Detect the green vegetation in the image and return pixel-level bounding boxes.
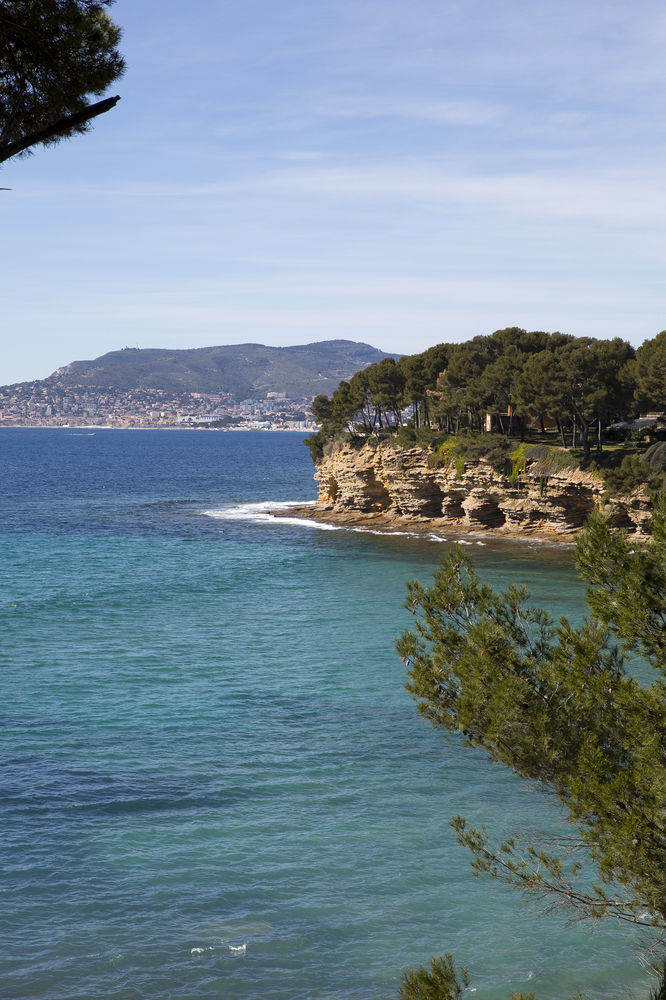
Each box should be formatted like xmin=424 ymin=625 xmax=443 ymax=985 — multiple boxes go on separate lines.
xmin=636 ymin=333 xmax=666 ymax=416
xmin=394 ymin=424 xmax=445 ymax=450
xmin=652 ymin=964 xmax=666 ymax=1000
xmin=0 ymin=1 xmax=125 ymax=164
xmin=396 ymin=500 xmax=666 ymax=997
xmin=427 ymin=432 xmax=512 ymax=476
xmin=398 ymin=951 xmax=595 ymax=1000
xmin=15 ymin=340 xmax=396 ymax=399
xmin=306 ymin=328 xmax=666 ymax=495
xmin=598 ymin=452 xmax=666 ymax=497
xmin=398 ymin=954 xmax=469 ymax=1000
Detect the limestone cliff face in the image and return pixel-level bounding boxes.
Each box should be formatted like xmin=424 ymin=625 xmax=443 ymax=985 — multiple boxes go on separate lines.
xmin=313 ymin=439 xmax=652 ymax=537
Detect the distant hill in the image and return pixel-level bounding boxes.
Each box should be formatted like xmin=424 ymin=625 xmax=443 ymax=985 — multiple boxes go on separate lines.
xmin=36 ymin=340 xmax=399 ymax=399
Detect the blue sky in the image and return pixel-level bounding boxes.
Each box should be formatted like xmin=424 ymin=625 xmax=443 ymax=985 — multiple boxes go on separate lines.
xmin=2 ymin=0 xmax=666 ymax=384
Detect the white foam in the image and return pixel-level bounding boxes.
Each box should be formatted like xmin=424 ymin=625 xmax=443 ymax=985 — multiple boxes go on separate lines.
xmin=348 ymin=527 xmax=416 ymax=538
xmin=202 ymin=500 xmax=339 ymax=531
xmin=202 ymin=502 xmax=492 ymax=548
xmin=229 ymin=943 xmax=247 ymax=955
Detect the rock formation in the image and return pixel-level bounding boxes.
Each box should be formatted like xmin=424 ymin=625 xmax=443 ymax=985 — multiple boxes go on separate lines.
xmin=309 ymin=439 xmax=652 ymax=538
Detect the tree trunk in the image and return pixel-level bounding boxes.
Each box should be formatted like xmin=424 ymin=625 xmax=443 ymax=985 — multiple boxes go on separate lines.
xmin=597 ymin=417 xmax=602 ymax=453
xmin=570 ymin=404 xmax=591 ymax=459
xmin=556 ymin=417 xmax=566 ymax=448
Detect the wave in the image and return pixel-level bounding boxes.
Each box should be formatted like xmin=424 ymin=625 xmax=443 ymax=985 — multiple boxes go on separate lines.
xmin=201 ymin=500 xmax=342 ymax=531
xmin=201 ymin=501 xmax=577 ymax=551
xmin=190 ymin=942 xmax=247 ymax=958
xmin=201 ymin=502 xmax=488 ymax=545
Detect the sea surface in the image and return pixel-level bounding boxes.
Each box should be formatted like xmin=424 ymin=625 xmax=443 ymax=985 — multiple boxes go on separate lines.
xmin=0 ymin=429 xmax=654 ymax=1000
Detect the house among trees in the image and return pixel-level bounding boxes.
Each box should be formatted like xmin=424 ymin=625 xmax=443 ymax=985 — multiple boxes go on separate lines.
xmin=308 ymin=327 xmax=666 ymax=468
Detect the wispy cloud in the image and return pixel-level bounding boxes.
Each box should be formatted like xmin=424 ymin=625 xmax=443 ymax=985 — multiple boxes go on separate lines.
xmin=18 ymin=158 xmax=666 ymax=228
xmin=305 ymin=95 xmax=503 ymax=127
xmin=6 ymin=0 xmax=666 ymax=386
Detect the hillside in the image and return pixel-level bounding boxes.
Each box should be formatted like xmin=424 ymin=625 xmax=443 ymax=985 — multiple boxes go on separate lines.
xmin=37 ymin=340 xmax=398 ymax=399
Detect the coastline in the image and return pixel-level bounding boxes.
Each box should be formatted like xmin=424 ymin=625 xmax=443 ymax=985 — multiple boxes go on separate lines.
xmin=270 ymin=501 xmax=579 ymax=548
xmin=303 ymin=438 xmax=653 ymax=542
xmin=0 ymin=424 xmax=308 ymax=432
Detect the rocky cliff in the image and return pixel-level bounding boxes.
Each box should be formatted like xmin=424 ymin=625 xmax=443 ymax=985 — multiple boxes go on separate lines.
xmin=309 ymin=439 xmax=652 ymax=538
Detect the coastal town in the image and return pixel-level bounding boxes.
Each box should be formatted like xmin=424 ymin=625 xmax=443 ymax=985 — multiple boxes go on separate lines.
xmin=0 ymin=381 xmax=317 ymax=431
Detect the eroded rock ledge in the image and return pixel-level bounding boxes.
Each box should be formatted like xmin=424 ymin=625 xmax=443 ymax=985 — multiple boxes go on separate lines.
xmin=302 ymin=439 xmax=652 ymax=539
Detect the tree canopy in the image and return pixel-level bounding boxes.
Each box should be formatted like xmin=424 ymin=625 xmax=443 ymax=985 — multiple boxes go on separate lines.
xmin=396 ymin=499 xmax=666 ymax=993
xmin=305 ymin=328 xmax=660 ymax=465
xmin=0 ymin=0 xmax=124 ymax=164
xmin=636 ymin=332 xmax=666 ymax=415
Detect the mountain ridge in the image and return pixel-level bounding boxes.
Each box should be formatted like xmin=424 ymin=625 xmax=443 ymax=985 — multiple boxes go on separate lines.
xmin=18 ymin=340 xmax=399 ymax=399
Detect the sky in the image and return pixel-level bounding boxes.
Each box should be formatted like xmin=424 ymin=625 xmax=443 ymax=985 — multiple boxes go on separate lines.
xmin=2 ymin=0 xmax=666 ymax=385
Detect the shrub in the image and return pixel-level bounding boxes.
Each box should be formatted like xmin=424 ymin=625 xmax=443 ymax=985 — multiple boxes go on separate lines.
xmin=303 ymin=432 xmax=324 ymax=464
xmin=394 ymin=425 xmax=446 ymax=450
xmin=428 ymin=432 xmax=511 ymax=473
xmin=509 ymin=444 xmax=527 ymax=484
xmin=399 ymin=954 xmax=469 ymax=1000
xmin=600 ymin=452 xmax=663 ymax=495
xmin=650 ymin=961 xmax=666 ymax=1000
xmin=644 ymin=441 xmax=666 ymax=472
xmin=521 ymin=443 xmax=580 ymax=476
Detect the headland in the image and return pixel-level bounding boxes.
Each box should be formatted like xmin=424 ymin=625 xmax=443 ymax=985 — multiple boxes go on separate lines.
xmin=288 ymin=437 xmax=653 ymax=542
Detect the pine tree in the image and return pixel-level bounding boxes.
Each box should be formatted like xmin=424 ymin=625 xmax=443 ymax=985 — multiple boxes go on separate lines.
xmin=0 ymin=1 xmax=124 ymax=164
xmin=397 ymin=498 xmax=666 ymax=973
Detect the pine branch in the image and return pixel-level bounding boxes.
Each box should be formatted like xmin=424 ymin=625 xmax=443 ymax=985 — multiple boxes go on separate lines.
xmin=0 ymin=94 xmax=120 ymax=163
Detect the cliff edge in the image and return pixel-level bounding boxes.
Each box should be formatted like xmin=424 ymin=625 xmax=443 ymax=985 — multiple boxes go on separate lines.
xmin=307 ymin=439 xmax=652 ymax=539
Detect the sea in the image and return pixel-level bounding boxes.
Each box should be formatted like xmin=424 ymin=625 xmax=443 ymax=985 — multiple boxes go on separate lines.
xmin=0 ymin=428 xmax=655 ymax=1000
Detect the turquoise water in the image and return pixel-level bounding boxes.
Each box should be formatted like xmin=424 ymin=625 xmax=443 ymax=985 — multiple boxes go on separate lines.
xmin=0 ymin=430 xmax=653 ymax=999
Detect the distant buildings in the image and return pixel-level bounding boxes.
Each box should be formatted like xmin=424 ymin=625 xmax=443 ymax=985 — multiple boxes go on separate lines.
xmin=0 ymin=383 xmax=317 ymax=430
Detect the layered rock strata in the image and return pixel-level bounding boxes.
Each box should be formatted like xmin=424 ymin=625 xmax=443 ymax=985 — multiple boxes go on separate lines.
xmin=306 ymin=439 xmax=652 ymax=538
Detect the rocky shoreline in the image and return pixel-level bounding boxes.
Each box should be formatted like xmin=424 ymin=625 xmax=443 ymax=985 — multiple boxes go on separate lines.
xmin=290 ymin=439 xmax=653 ymax=542
xmin=271 ymin=501 xmax=580 ymax=547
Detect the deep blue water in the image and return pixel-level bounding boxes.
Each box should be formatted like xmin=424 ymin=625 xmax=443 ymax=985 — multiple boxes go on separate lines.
xmin=0 ymin=429 xmax=653 ymax=1000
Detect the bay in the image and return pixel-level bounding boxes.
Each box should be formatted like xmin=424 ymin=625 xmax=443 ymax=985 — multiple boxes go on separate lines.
xmin=0 ymin=429 xmax=652 ymax=999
